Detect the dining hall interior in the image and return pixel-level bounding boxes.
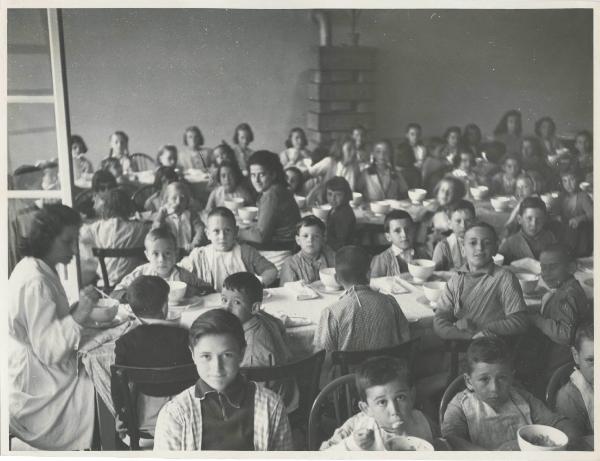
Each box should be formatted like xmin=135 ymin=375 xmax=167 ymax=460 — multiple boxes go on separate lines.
xmin=4 ymin=6 xmax=595 ymax=454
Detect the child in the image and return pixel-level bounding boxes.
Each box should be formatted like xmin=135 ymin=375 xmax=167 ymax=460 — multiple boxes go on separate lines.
xmin=499 ymin=196 xmax=557 ymax=264
xmin=143 ymin=166 xmax=180 ymax=213
xmin=307 ymin=137 xmax=360 ymax=191
xmin=156 ymin=145 xmax=179 ymax=170
xmin=521 ymin=136 xmax=556 ymax=192
xmin=321 ymin=356 xmax=437 ymax=450
xmin=535 ymin=116 xmax=564 ymax=162
xmin=451 ymin=150 xmax=479 ymax=193
xmin=280 ymin=127 xmax=310 ymax=169
xmin=371 ymin=210 xmax=429 ymax=277
xmin=279 ymin=215 xmax=335 ymax=285
xmin=39 ymin=160 xmax=59 ymax=190
xmin=111 ymin=227 xmax=211 ymax=299
xmin=491 ymin=154 xmax=521 ymax=196
xmin=439 ymin=126 xmax=462 ymax=165
xmin=462 ymin=123 xmax=482 ymax=158
xmin=153 ymin=309 xmax=293 ymax=450
xmin=474 ymin=141 xmax=504 ymax=183
xmin=558 ymin=168 xmax=593 ymax=257
xmin=434 ymin=221 xmax=528 ymax=341
xmin=432 ymin=200 xmax=475 ymax=271
xmin=493 ymin=109 xmax=523 ymax=156
xmin=441 ymin=337 xmax=579 ymax=450
xmin=504 ymin=174 xmax=537 ymax=235
xmin=556 ymin=321 xmax=594 ymax=436
xmin=204 ymin=161 xmax=254 ymax=214
xmin=180 ymin=126 xmax=213 ymax=172
xmin=179 ymin=207 xmax=277 ymax=291
xmin=232 ymin=123 xmax=254 ymax=172
xmin=351 ymin=125 xmax=371 ymax=164
xmin=101 ymin=157 xmax=130 ymax=185
xmin=71 ymin=134 xmax=93 ymax=180
xmin=112 ymin=276 xmax=195 ymax=441
xmin=394 ymin=142 xmax=422 ymax=190
xmin=314 ymin=246 xmax=410 ymax=353
xmin=152 ymin=181 xmax=206 ymax=251
xmin=106 ymin=130 xmax=137 ymax=173
xmin=284 ymin=166 xmax=305 ymax=197
xmin=358 ymin=140 xmax=409 ymax=201
xmin=573 ymin=130 xmax=593 ymax=183
xmin=324 ymin=177 xmax=356 ymax=251
xmin=79 ymin=188 xmax=149 ymax=288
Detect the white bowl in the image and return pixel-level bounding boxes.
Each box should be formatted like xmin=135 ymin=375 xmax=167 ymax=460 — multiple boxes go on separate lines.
xmin=319 ymin=267 xmax=340 ymax=289
xmin=493 ymin=254 xmax=505 ymax=266
xmin=350 ymin=192 xmax=363 ymax=207
xmin=407 ymin=259 xmax=436 ymax=283
xmin=294 ymin=195 xmax=306 ymax=209
xmin=89 ymin=298 xmax=119 ymax=323
xmin=238 ymin=206 xmax=258 ymax=222
xmin=540 ymin=193 xmax=557 ymax=209
xmin=490 ymin=196 xmax=512 ymax=212
xmin=470 ymin=186 xmax=489 ymax=201
xmin=370 ymin=201 xmax=391 ymax=215
xmin=516 ymin=273 xmax=539 ymax=295
xmin=312 ymin=205 xmax=331 ymax=221
xmin=224 ymin=197 xmax=244 ymax=211
xmin=136 ymin=170 xmax=155 ymax=184
xmin=408 ymin=188 xmax=427 ymax=204
xmin=517 ymin=424 xmax=568 ymax=451
xmin=423 ymin=281 xmax=446 ymax=305
xmin=385 ymin=435 xmax=434 ymax=451
xmin=168 ymin=281 xmax=187 ymax=303
xmin=580 ymin=182 xmax=591 ymax=192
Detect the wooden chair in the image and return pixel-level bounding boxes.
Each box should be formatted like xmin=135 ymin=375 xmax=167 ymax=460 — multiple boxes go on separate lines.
xmin=545 ymin=361 xmax=574 ymax=411
xmin=92 ymin=247 xmax=147 ymax=293
xmin=130 ymin=153 xmax=156 ymax=172
xmin=331 ymin=337 xmax=422 ymax=377
xmin=131 ymin=184 xmax=156 ymax=212
xmin=438 ymin=374 xmax=467 ymax=428
xmin=110 ymin=363 xmax=199 ymax=450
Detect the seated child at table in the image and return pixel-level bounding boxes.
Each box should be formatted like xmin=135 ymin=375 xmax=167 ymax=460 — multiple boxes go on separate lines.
xmin=499 ymin=196 xmax=557 ymax=264
xmin=474 ymin=141 xmax=504 ymax=184
xmin=280 ymin=127 xmax=310 ymax=169
xmin=279 ymin=215 xmax=335 ymax=285
xmin=179 ymin=207 xmax=277 ymax=291
xmin=156 ymin=145 xmax=179 ymax=170
xmin=452 ymin=150 xmax=480 ymax=194
xmin=358 ymin=139 xmax=409 ymax=201
xmin=558 ymin=168 xmax=593 ymax=257
xmin=152 ymin=181 xmax=206 ymax=251
xmin=144 ymin=166 xmax=180 ymax=213
xmin=432 ymin=199 xmax=475 ymax=271
xmin=232 ymin=122 xmax=254 ymax=172
xmin=111 ymin=227 xmax=211 ymax=300
xmin=441 ymin=337 xmax=579 ymax=450
xmin=321 ymin=356 xmax=437 ymax=451
xmin=204 ymin=160 xmax=254 ymax=214
xmin=284 ymin=166 xmax=305 ymax=197
xmin=433 ymin=221 xmax=528 ymax=341
xmin=573 ymin=130 xmax=593 ymax=184
xmin=112 ymin=276 xmax=195 ymax=441
xmin=370 ymin=210 xmax=429 ymax=277
xmin=79 ymin=188 xmax=149 ymax=288
xmin=324 ymin=176 xmax=356 ymax=251
xmin=153 ymin=309 xmax=293 ymax=451
xmin=504 ymin=174 xmax=537 ymax=236
xmin=307 ymin=137 xmax=360 ymax=191
xmin=556 ymin=321 xmax=594 ymax=436
xmin=491 ymin=154 xmax=521 ymax=196
xmin=314 ymin=245 xmax=410 ymax=354
xmin=101 ymin=157 xmax=131 ymax=185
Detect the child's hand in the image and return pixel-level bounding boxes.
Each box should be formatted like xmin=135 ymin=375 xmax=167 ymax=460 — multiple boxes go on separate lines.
xmin=352 ymin=429 xmax=375 ymax=450
xmin=72 ymin=286 xmax=100 ymax=324
xmin=455 ymin=318 xmax=477 ymax=332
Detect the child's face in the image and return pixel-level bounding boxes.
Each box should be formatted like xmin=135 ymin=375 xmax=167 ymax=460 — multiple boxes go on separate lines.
xmin=373 ymin=143 xmax=390 ymax=166
xmin=290 ymin=131 xmax=303 ymax=149
xmin=286 ymin=170 xmax=302 ymax=194
xmin=145 ymin=238 xmax=177 ymax=277
xmin=237 ymin=129 xmax=250 ymax=148
xmin=575 ymin=135 xmax=590 ymax=154
xmin=207 ymin=215 xmax=237 ymax=252
xmin=359 ymin=379 xmax=415 ymax=433
xmin=437 ymin=180 xmax=455 ymax=207
xmin=539 ymin=120 xmax=552 ymax=138
xmin=165 ymin=186 xmax=188 ymax=214
xmin=159 ymin=151 xmax=177 ymax=168
xmin=447 ymin=131 xmax=459 ymax=147
xmin=352 ymin=128 xmax=365 ymax=148
xmin=506 ymin=115 xmax=518 ymax=134
xmin=386 ymin=218 xmax=414 ymax=251
xmin=71 ymin=142 xmax=82 ymax=157
xmin=220 ymin=166 xmax=237 ymax=192
xmin=449 ymin=209 xmax=473 ymax=239
xmin=186 ymin=130 xmax=200 ymax=148
xmin=540 ymin=250 xmax=573 ymax=288
xmin=465 ymin=361 xmax=513 ymax=410
xmin=515 ymin=178 xmax=535 ymax=200
xmin=250 ymin=164 xmax=274 ymax=193
xmin=327 ymin=188 xmax=346 ymax=209
xmin=521 ymin=141 xmax=535 ymax=161
xmin=459 ymin=153 xmax=473 ymax=172
xmin=213 ymin=147 xmax=225 ymax=165
xmin=110 ymin=134 xmax=126 ymax=155
xmin=295 ymin=224 xmax=324 ymax=257
xmin=518 ymin=207 xmax=546 ymax=237
xmin=573 ymin=338 xmax=594 ymax=385
xmin=406 ymin=127 xmax=420 ymax=146
xmin=221 ymin=288 xmax=256 ymax=324
xmin=464 ymin=226 xmax=496 ymax=270
xmin=191 ymin=333 xmax=244 ymax=392
xmin=561 ymin=174 xmax=578 ymax=194
xmin=503 ymin=159 xmax=520 ymax=178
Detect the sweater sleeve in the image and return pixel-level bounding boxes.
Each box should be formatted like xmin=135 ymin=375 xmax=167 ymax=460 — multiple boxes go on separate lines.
xmin=433 ymin=278 xmax=473 ymax=340
xmin=278 ymin=257 xmax=298 ymax=286
xmin=242 ymin=245 xmax=278 ymax=285
xmin=369 ymin=253 xmax=387 ymax=278
xmin=238 ymin=191 xmax=278 ymax=243
xmin=529 ymin=295 xmax=578 ymax=345
xmin=556 ymin=383 xmax=591 ymax=435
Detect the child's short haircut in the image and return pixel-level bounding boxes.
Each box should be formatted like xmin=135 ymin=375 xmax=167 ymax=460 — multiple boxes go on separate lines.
xmin=356 ymin=356 xmax=413 ymax=401
xmin=285 ymin=127 xmax=308 ymax=149
xmin=156 ymin=144 xmax=178 ymax=164
xmin=296 ymin=215 xmax=325 ymax=235
xmin=233 ymin=122 xmax=254 ymax=145
xmin=434 ymin=176 xmax=466 ymax=202
xmin=189 ymin=308 xmax=247 ymax=350
xmin=145 ymin=226 xmax=177 ymax=248
xmin=519 ymin=196 xmax=547 ymax=216
xmin=540 ymin=243 xmax=573 ymax=263
xmin=325 ymin=176 xmax=352 ymax=204
xmin=453 ymin=150 xmax=475 ymax=168
xmin=217 ymin=160 xmax=244 ymax=187
xmin=449 ymin=199 xmax=476 ymax=217
xmin=464 ymin=220 xmax=497 ymax=242
xmin=573 ymin=320 xmax=594 ymax=350
xmin=127 ymin=275 xmax=169 ymax=318
xmin=335 ymin=245 xmax=371 ymax=283
xmin=384 ymin=210 xmax=413 ymax=232
xmin=95 ymin=188 xmax=134 ymax=219
xmin=91 ymin=170 xmax=117 ymax=193
xmin=223 ymin=272 xmax=263 ymax=304
xmin=466 ymin=337 xmax=512 ymax=373
xmin=183 ymin=126 xmax=204 ymax=147
xmin=208 ymin=206 xmax=237 ymax=227
xmin=165 ymin=181 xmax=191 ymax=206
xmin=71 ymin=134 xmax=88 ymax=153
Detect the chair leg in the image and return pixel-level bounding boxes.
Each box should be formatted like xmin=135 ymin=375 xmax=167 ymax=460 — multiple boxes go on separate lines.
xmin=91 ymin=397 xmax=102 ymax=450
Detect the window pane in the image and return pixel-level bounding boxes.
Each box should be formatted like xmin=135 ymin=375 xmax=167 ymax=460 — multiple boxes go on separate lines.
xmin=8 ymin=9 xmax=49 ymax=48
xmin=8 ymin=52 xmax=53 ymax=96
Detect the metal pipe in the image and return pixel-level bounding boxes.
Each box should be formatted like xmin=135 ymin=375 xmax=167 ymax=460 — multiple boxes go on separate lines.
xmin=312 ymin=10 xmax=331 ymax=46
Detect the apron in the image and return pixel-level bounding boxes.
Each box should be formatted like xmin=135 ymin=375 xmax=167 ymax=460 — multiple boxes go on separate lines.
xmin=200 ymin=243 xmax=247 ymax=291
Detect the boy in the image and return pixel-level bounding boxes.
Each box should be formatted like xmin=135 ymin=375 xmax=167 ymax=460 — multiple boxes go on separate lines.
xmin=556 ymin=322 xmax=594 ymax=436
xmin=370 ymin=210 xmax=429 ymax=277
xmin=279 ymin=215 xmax=335 ymax=285
xmin=434 ymin=221 xmax=528 ymax=340
xmin=432 ymin=200 xmax=475 ymax=271
xmin=491 ymin=154 xmax=521 ymax=196
xmin=442 ymin=337 xmax=579 ymax=450
xmin=179 ymin=207 xmax=277 ymax=291
xmin=153 ymin=309 xmax=293 ymax=451
xmin=499 ymin=196 xmax=557 ymax=264
xmin=321 ymin=356 xmax=437 ymax=451
xmin=314 ymin=245 xmax=410 ymax=353
xmin=112 ymin=276 xmax=195 ymax=440
xmin=112 ymin=227 xmax=211 ymax=300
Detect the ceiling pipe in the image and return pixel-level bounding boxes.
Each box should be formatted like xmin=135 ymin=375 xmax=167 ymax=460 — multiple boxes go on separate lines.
xmin=311 ymin=10 xmax=331 ymax=46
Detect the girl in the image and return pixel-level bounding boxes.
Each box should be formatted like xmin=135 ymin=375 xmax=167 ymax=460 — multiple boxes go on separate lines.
xmin=106 ymin=131 xmax=137 ymax=173
xmin=493 ymin=110 xmax=523 ymax=155
xmin=324 ymin=176 xmax=356 ymax=250
xmin=491 ymin=154 xmax=521 ymax=196
xmin=358 ymin=140 xmax=409 ymax=201
xmin=71 ymin=134 xmax=93 ymax=180
xmin=439 ymin=126 xmax=462 ymax=165
xmin=143 ymin=166 xmax=180 ymax=213
xmin=307 ymin=137 xmax=360 ymax=192
xmin=405 ymin=123 xmax=427 ymax=170
xmin=285 ymin=166 xmax=305 ymax=196
xmin=156 ymin=145 xmax=179 ymax=170
xmin=462 ymin=123 xmax=483 ymax=158
xmin=559 ymin=169 xmax=593 ymax=257
xmin=209 ymin=142 xmax=238 ymax=188
xmin=152 ymin=181 xmax=206 ymax=251
xmin=452 ymin=150 xmax=480 ymax=194
xmin=351 ymin=125 xmax=371 ymax=164
xmin=535 ymin=116 xmax=565 ymax=164
xmin=180 ymin=126 xmax=213 ymax=172
xmin=232 ymin=122 xmax=254 ymax=173
xmin=204 ymin=160 xmax=255 ymax=214
xmin=280 ymin=127 xmax=311 ymax=169
xmin=573 ymin=130 xmax=593 ymax=183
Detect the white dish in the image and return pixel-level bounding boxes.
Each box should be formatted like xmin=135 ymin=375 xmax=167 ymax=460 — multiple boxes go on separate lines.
xmin=168 ymin=281 xmax=187 ymax=304
xmin=407 ymin=259 xmax=436 ymax=283
xmin=408 ymin=188 xmax=427 ymax=204
xmin=385 ymin=435 xmax=434 ymax=451
xmin=311 ymin=280 xmax=343 ymax=294
xmin=312 ymin=205 xmax=331 ymax=221
xmin=517 ymin=424 xmax=568 ymax=451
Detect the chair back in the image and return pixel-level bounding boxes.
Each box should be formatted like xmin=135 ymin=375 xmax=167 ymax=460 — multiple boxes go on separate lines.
xmin=307 ymin=373 xmax=358 ymax=450
xmin=438 ymin=374 xmax=467 ymax=427
xmin=131 ymin=184 xmax=157 ymax=212
xmin=331 ymin=337 xmax=422 ymax=377
xmin=130 ymin=153 xmax=156 ymax=171
xmin=92 ymin=247 xmax=147 ymax=292
xmin=110 ymin=363 xmax=199 ymax=450
xmin=545 ymin=361 xmax=574 ymax=411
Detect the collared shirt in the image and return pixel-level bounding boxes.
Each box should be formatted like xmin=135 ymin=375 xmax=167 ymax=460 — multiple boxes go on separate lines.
xmin=499 ymin=229 xmax=557 ymax=264
xmin=279 ymin=247 xmax=335 ymax=285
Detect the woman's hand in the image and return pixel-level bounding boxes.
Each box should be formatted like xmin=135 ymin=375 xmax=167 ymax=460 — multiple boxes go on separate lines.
xmin=72 ymin=286 xmax=100 ymax=325
xmin=352 ymin=428 xmax=375 ymax=450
